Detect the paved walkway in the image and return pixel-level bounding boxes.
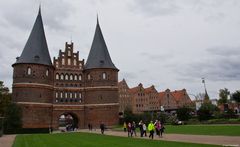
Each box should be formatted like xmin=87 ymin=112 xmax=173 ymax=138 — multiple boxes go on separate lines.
xmin=0 ymin=135 xmax=16 ymax=147
xmin=79 ymin=129 xmax=240 ymax=146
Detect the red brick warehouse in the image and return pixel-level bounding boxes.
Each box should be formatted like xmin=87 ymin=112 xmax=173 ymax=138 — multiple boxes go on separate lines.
xmin=12 ymin=8 xmax=119 ymax=130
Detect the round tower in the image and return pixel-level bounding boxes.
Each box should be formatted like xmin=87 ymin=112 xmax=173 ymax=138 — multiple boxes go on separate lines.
xmin=84 ymin=19 xmax=119 ymax=127
xmin=12 ymin=8 xmax=54 ymax=129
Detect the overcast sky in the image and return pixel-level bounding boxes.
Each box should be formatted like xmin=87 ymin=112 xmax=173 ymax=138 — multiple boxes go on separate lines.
xmin=0 ymin=0 xmax=240 ymax=99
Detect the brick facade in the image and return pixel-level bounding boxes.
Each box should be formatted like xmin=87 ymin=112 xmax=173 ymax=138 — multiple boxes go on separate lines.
xmin=12 ymin=10 xmax=119 ymax=129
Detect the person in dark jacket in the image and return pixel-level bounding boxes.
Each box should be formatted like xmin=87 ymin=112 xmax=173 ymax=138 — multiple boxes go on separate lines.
xmin=100 ymin=122 xmax=105 ymax=134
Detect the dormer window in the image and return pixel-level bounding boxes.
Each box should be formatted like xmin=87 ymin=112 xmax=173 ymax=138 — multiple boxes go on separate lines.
xmin=87 ymin=74 xmax=91 ymax=80
xmin=27 ymin=67 xmax=31 ymax=75
xmin=46 ymin=69 xmax=49 ymax=76
xmin=102 ymin=72 xmax=106 ymax=80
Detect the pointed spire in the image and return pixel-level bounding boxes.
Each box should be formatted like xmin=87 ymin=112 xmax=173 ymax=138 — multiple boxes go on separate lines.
xmin=14 ymin=8 xmax=52 ymax=66
xmin=85 ymin=18 xmax=118 ymax=70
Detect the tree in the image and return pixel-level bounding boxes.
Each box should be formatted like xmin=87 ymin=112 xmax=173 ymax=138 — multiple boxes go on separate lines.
xmin=0 ymin=81 xmax=11 ymax=117
xmin=231 ymin=90 xmax=240 ymax=103
xmin=218 ymin=88 xmax=230 ymax=105
xmin=197 ymin=102 xmax=219 ymax=121
xmin=4 ymin=103 xmax=22 ymax=133
xmin=176 ymin=106 xmax=192 ymax=121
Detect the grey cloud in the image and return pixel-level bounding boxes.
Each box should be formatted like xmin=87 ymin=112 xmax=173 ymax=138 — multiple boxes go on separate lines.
xmin=177 ymin=46 xmax=240 ymax=81
xmin=129 ymin=0 xmax=180 ymax=17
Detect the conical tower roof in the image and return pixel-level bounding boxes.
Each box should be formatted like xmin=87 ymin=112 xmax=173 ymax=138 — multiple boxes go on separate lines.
xmin=85 ymin=18 xmax=118 ymax=70
xmin=14 ymin=8 xmax=52 ymax=66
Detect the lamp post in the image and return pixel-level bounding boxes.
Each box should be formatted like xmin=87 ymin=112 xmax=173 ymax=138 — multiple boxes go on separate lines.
xmin=202 ymin=78 xmax=209 ymax=101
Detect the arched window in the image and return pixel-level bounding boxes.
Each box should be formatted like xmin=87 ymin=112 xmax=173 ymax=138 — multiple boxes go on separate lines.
xmin=87 ymin=74 xmax=91 ymax=80
xmin=65 ymin=92 xmax=68 ymax=98
xmin=46 ymin=69 xmax=49 ymax=76
xmin=27 ymin=67 xmax=31 ymax=75
xmin=102 ymin=72 xmax=106 ymax=80
xmin=60 ymin=74 xmax=64 ymax=80
xmin=79 ymin=74 xmax=82 ymax=81
xmin=74 ymin=74 xmax=78 ymax=80
xmin=70 ymin=74 xmax=73 ymax=80
xmin=56 ymin=73 xmax=59 ymax=80
xmin=65 ymin=74 xmax=69 ymax=80
xmin=60 ymin=92 xmax=63 ymax=98
xmin=62 ymin=58 xmax=65 ymax=65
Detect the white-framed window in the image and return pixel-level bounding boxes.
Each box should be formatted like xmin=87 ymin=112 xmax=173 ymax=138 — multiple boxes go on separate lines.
xmin=60 ymin=92 xmax=63 ymax=98
xmin=79 ymin=93 xmax=82 ymax=98
xmin=65 ymin=74 xmax=69 ymax=80
xmin=102 ymin=72 xmax=106 ymax=80
xmin=68 ymin=58 xmax=71 ymax=65
xmin=70 ymin=74 xmax=73 ymax=80
xmin=68 ymin=50 xmax=71 ymax=56
xmin=62 ymin=58 xmax=65 ymax=65
xmin=79 ymin=74 xmax=82 ymax=81
xmin=74 ymin=75 xmax=78 ymax=80
xmin=55 ymin=92 xmax=58 ymax=98
xmin=60 ymin=74 xmax=64 ymax=80
xmin=56 ymin=74 xmax=59 ymax=80
xmin=73 ymin=59 xmax=77 ymax=66
xmin=27 ymin=67 xmax=31 ymax=75
xmin=65 ymin=92 xmax=68 ymax=98
xmin=56 ymin=61 xmax=59 ymax=68
xmin=46 ymin=69 xmax=49 ymax=76
xmin=70 ymin=93 xmax=72 ymax=98
xmin=74 ymin=92 xmax=77 ymax=98
xmin=87 ymin=74 xmax=91 ymax=80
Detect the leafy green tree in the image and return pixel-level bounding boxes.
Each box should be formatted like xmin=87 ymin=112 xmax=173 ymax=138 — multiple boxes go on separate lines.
xmin=176 ymin=106 xmax=192 ymax=121
xmin=4 ymin=103 xmax=22 ymax=133
xmin=231 ymin=90 xmax=240 ymax=103
xmin=197 ymin=102 xmax=219 ymax=121
xmin=0 ymin=81 xmax=11 ymax=117
xmin=218 ymin=88 xmax=230 ymax=104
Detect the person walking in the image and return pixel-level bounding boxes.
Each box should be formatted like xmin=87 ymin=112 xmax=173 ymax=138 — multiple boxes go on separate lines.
xmin=138 ymin=120 xmax=143 ymax=137
xmin=100 ymin=122 xmax=105 ymax=134
xmin=142 ymin=123 xmax=147 ymax=137
xmin=132 ymin=121 xmax=137 ymax=137
xmin=160 ymin=121 xmax=165 ymax=137
xmin=148 ymin=121 xmax=155 ymax=139
xmin=127 ymin=122 xmax=132 ymax=137
xmin=123 ymin=122 xmax=127 ymax=132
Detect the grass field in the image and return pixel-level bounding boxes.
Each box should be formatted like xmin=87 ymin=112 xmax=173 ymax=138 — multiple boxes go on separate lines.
xmin=13 ymin=132 xmax=219 ymax=147
xmin=114 ymin=125 xmax=240 ymax=136
xmin=165 ymin=125 xmax=240 ymax=136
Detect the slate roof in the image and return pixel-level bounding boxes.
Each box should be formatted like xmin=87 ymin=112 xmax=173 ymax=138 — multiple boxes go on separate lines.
xmin=85 ymin=18 xmax=117 ymax=70
xmin=14 ymin=8 xmax=52 ymax=66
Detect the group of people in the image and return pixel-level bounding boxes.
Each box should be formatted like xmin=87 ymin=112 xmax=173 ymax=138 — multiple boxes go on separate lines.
xmin=123 ymin=120 xmax=165 ymax=139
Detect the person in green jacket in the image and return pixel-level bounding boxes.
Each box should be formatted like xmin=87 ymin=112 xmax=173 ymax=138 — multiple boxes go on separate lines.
xmin=148 ymin=121 xmax=155 ymax=139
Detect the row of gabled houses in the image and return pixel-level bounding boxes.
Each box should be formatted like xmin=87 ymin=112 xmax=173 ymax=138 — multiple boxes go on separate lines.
xmin=118 ymin=79 xmax=193 ymax=114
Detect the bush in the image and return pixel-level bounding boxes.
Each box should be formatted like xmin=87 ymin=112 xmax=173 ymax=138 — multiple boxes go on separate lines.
xmin=176 ymin=106 xmax=192 ymax=121
xmin=197 ymin=102 xmax=219 ymax=121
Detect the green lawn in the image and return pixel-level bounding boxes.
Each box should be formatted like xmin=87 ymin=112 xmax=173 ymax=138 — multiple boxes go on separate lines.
xmin=13 ymin=132 xmax=219 ymax=147
xmin=114 ymin=125 xmax=240 ymax=136
xmin=165 ymin=125 xmax=240 ymax=136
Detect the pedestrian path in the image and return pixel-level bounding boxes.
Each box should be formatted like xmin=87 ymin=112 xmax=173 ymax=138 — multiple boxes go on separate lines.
xmin=0 ymin=135 xmax=16 ymax=147
xmin=79 ymin=129 xmax=240 ymax=146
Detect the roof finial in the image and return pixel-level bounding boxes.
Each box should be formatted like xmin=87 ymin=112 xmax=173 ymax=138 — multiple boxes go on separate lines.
xmin=38 ymin=3 xmax=41 ymax=15
xmin=97 ymin=13 xmax=99 ymax=24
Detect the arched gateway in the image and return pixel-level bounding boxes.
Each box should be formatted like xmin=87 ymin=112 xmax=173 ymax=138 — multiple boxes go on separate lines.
xmin=12 ymin=8 xmax=119 ymax=131
xmin=58 ymin=113 xmax=78 ymax=131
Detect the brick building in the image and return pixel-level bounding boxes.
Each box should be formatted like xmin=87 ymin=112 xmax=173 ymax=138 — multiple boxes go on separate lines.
xmin=118 ymin=79 xmax=132 ymax=113
xmin=159 ymin=89 xmax=178 ymax=111
xmin=12 ymin=9 xmax=119 ymax=129
xmin=171 ymin=89 xmax=192 ymax=107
